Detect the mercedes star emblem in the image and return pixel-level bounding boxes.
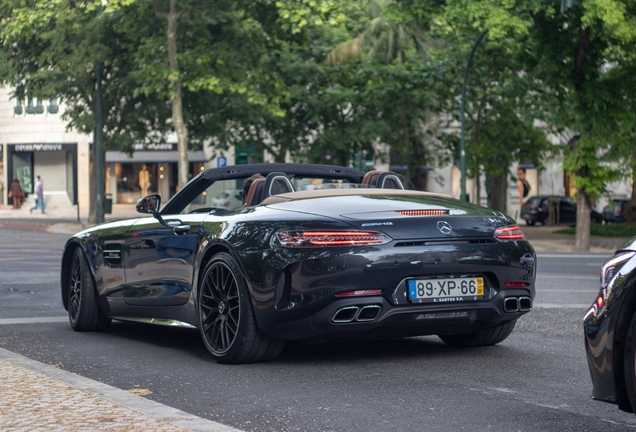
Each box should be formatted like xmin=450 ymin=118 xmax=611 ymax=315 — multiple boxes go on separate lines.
xmin=437 ymin=221 xmax=452 ymax=235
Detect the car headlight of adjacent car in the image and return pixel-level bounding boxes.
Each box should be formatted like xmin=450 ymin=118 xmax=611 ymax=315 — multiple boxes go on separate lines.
xmin=595 ymin=251 xmax=636 ymax=309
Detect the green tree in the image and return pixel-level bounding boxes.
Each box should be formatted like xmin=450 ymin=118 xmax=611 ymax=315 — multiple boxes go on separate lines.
xmin=436 ymin=0 xmax=636 ymax=250
xmin=433 ymin=2 xmax=551 ymax=212
xmin=0 ymin=0 xmax=170 ymax=223
xmin=322 ymin=0 xmax=445 ymax=189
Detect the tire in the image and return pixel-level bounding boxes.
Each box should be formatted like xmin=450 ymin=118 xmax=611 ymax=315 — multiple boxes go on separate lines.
xmin=67 ymin=248 xmax=111 ymax=331
xmin=438 ymin=320 xmax=516 ymax=348
xmin=623 ymin=310 xmax=636 ymax=412
xmin=198 ymin=253 xmax=285 ymax=364
xmin=525 ymin=219 xmax=535 ymax=226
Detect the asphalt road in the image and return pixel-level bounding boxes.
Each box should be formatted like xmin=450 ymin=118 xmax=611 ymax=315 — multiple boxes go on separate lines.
xmin=1 ymin=227 xmax=635 ymax=431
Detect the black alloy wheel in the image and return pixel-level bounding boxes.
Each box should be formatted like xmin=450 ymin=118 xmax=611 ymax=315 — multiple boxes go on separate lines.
xmin=198 ymin=253 xmax=285 ymax=364
xmin=68 ymin=248 xmax=111 ymax=331
xmin=439 ymin=319 xmax=516 ymax=348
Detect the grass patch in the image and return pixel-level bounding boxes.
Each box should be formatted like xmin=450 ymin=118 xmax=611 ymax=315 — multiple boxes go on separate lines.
xmin=553 ymin=223 xmax=636 ymax=237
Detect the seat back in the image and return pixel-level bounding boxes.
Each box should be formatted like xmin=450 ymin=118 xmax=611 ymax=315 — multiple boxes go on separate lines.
xmin=376 ymin=172 xmax=404 ymax=189
xmin=361 ymin=170 xmax=382 ymax=187
xmin=264 ymin=172 xmax=294 ymax=199
xmin=362 ymin=171 xmax=404 ymax=189
xmin=243 ymin=178 xmax=266 ymax=207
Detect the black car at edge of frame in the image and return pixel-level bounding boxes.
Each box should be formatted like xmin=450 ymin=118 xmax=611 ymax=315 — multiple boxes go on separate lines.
xmin=585 ymin=237 xmax=636 ymax=414
xmin=61 ymin=164 xmax=536 ymax=364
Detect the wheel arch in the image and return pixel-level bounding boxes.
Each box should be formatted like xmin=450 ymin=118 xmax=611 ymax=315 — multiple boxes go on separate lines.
xmin=61 ymin=240 xmax=83 ymax=311
xmin=197 ymin=240 xmax=264 ymax=327
xmin=60 ymin=238 xmax=101 ymax=312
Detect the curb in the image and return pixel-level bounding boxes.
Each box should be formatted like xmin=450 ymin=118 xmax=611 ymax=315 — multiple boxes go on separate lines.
xmin=0 ymin=348 xmax=242 ymax=432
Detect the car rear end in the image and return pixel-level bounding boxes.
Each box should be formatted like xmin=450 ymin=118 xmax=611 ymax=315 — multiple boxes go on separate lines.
xmin=520 ymin=197 xmax=546 ymax=225
xmin=603 ymin=199 xmax=629 ymax=223
xmin=253 ymin=193 xmax=536 ymax=342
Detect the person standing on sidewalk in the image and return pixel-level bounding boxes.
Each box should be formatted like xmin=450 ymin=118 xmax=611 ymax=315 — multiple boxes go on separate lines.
xmin=30 ymin=175 xmax=46 ymax=214
xmin=9 ymin=178 xmax=25 ymax=209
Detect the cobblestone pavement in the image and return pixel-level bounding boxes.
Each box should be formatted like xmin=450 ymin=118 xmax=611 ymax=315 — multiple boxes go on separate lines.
xmin=0 ymin=349 xmax=240 ymax=432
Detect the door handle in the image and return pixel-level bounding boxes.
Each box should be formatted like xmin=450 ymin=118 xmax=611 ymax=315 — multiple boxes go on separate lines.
xmin=173 ymin=224 xmax=190 ymax=235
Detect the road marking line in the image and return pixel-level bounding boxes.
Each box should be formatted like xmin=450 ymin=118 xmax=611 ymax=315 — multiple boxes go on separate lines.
xmin=536 ymin=275 xmax=598 ymax=280
xmin=0 ymin=348 xmax=242 ymax=432
xmin=538 ymin=289 xmax=596 ymax=292
xmin=532 ymin=303 xmax=591 ymax=309
xmin=0 ymin=317 xmax=68 ymax=325
xmin=536 ymin=254 xmax=611 ymax=259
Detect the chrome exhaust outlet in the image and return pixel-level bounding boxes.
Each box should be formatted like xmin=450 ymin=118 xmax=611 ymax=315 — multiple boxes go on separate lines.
xmin=519 ymin=296 xmax=533 ymax=312
xmin=503 ymin=297 xmax=520 ymax=313
xmin=332 ymin=306 xmax=359 ymax=323
xmin=356 ymin=305 xmax=381 ymax=322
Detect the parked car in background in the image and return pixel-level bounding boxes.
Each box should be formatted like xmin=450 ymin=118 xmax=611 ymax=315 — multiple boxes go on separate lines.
xmin=603 ymin=198 xmax=630 ymax=224
xmin=520 ymin=195 xmax=602 ymax=226
xmin=585 ymin=237 xmax=636 ymax=415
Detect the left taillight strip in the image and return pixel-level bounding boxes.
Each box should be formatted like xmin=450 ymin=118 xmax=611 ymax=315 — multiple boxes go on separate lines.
xmin=277 ymin=231 xmax=392 ymax=247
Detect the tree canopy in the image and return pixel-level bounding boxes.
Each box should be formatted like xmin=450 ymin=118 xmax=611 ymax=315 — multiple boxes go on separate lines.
xmin=2 ymin=0 xmax=636 ymax=249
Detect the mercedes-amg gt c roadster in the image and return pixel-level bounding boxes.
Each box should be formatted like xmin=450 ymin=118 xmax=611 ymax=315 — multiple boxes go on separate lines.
xmin=61 ymin=164 xmax=536 ymax=363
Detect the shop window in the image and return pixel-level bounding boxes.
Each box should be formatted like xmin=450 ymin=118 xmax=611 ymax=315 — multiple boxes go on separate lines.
xmin=115 ymin=163 xmax=159 ymax=204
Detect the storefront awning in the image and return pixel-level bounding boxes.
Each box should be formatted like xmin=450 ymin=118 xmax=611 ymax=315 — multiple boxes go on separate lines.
xmin=105 ymin=150 xmax=208 ymax=163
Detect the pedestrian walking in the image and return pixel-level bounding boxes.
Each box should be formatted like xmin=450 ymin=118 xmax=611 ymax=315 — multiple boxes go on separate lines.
xmin=9 ymin=178 xmax=25 ymax=209
xmin=30 ymin=175 xmax=46 ymax=214
xmin=517 ymin=167 xmax=531 ymax=207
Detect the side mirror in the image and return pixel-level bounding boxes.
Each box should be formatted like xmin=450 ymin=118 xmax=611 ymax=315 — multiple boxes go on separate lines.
xmin=136 ymin=194 xmax=161 ymax=215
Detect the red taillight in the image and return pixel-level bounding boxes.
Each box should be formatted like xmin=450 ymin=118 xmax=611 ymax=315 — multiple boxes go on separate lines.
xmin=277 ymin=231 xmax=391 ymax=247
xmin=396 ymin=210 xmax=448 ymax=216
xmin=494 ymin=225 xmax=525 ymax=241
xmin=336 ymin=289 xmax=383 ymax=297
xmin=504 ymin=282 xmax=529 ymax=287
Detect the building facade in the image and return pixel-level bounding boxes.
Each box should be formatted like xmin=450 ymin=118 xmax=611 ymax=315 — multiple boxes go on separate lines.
xmin=0 ymin=85 xmax=630 ymax=219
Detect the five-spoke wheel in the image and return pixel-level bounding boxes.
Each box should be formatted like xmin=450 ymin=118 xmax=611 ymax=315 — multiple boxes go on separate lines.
xmin=199 ymin=253 xmax=284 ymax=364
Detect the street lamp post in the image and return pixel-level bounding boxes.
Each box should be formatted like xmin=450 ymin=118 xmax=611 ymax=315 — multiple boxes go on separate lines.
xmin=460 ymin=28 xmax=489 ymax=203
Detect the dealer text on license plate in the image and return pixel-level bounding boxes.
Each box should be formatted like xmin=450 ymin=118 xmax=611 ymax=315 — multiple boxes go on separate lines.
xmin=408 ymin=277 xmax=484 ymax=302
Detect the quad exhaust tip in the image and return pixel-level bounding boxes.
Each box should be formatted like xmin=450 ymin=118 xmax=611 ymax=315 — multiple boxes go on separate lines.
xmin=519 ymin=296 xmax=533 ymax=312
xmin=332 ymin=305 xmax=382 ymax=323
xmin=503 ymin=296 xmax=532 ymax=313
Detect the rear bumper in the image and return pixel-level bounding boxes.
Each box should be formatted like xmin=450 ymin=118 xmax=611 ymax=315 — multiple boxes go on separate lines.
xmin=262 ymin=288 xmax=532 ymax=341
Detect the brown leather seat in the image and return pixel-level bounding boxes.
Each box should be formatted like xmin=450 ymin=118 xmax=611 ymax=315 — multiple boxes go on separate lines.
xmin=361 ymin=170 xmax=382 ymax=187
xmin=243 ymin=178 xmax=266 ymax=207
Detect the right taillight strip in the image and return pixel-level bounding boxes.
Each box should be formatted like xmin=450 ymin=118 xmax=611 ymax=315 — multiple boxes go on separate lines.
xmin=494 ymin=225 xmax=525 ymax=240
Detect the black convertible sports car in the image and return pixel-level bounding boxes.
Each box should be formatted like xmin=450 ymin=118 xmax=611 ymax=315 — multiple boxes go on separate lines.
xmin=585 ymin=238 xmax=636 ymax=414
xmin=61 ymin=163 xmax=536 ymax=363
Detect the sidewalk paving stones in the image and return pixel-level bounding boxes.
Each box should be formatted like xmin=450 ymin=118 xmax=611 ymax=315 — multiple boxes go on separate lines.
xmin=0 ymin=348 xmax=241 ymax=432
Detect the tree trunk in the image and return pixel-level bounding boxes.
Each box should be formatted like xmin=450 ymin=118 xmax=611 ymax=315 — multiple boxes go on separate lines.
xmin=489 ymin=172 xmax=507 ymax=214
xmin=575 ymin=188 xmax=591 ymax=251
xmin=626 ymin=156 xmax=636 ymax=224
xmin=166 ymin=0 xmax=189 ymax=189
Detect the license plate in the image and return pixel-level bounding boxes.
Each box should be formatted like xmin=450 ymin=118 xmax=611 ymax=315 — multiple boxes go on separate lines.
xmin=408 ymin=277 xmax=484 ymax=303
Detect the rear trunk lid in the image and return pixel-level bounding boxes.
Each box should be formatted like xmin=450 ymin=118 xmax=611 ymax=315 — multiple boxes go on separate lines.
xmin=266 ymin=194 xmax=511 ymax=240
